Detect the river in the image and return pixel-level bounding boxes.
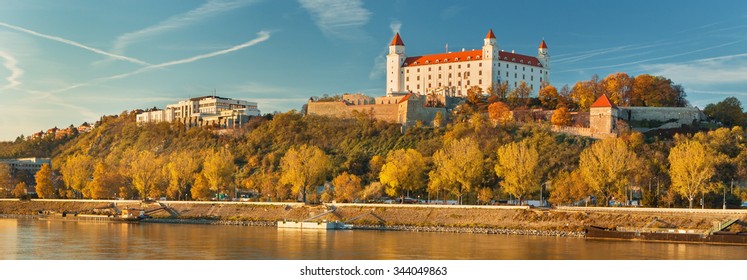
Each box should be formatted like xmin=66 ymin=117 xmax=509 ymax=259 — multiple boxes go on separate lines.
xmin=0 ymin=218 xmax=745 ymax=260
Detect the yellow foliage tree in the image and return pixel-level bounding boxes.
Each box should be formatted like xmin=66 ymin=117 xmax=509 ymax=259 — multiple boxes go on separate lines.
xmin=432 ymin=137 xmax=484 ymax=204
xmin=60 ymin=153 xmax=93 ymax=198
xmin=602 ymin=72 xmax=633 ymax=106
xmin=164 ymin=151 xmax=200 ymax=200
xmin=280 ymin=144 xmax=331 ymax=203
xmin=89 ymin=162 xmax=121 ymax=199
xmin=668 ymin=140 xmax=720 ymax=208
xmin=548 ymin=170 xmax=591 ymax=206
xmin=488 ymin=101 xmax=511 ymax=125
xmin=578 ymin=138 xmax=638 ymax=206
xmin=551 ymin=106 xmax=572 ymax=126
xmin=12 ymin=181 xmax=27 ymax=198
xmin=35 ymin=163 xmax=55 ymax=198
xmin=332 ymin=172 xmax=362 ymax=203
xmin=495 ymin=140 xmax=540 ymax=205
xmin=538 ymin=84 xmax=560 ymax=109
xmin=125 ymin=150 xmax=164 ymax=199
xmin=380 ymin=148 xmax=426 ymax=203
xmin=201 ymin=148 xmax=235 ymax=198
xmin=191 ymin=173 xmax=212 ymax=200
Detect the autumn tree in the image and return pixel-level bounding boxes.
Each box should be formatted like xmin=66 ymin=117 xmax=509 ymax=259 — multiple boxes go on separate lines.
xmin=360 ymin=182 xmax=384 ymax=202
xmin=191 ymin=173 xmax=212 ymax=200
xmin=551 ymin=106 xmax=572 ymax=126
xmin=488 ymin=101 xmax=511 ymax=125
xmin=538 ymin=84 xmax=560 ymax=109
xmin=164 ymin=151 xmax=200 ymax=200
xmin=668 ymin=140 xmax=720 ymax=208
xmin=280 ymin=144 xmax=331 ymax=203
xmin=548 ymin=170 xmax=591 ymax=206
xmin=477 ymin=187 xmax=494 ymax=205
xmin=432 ymin=137 xmax=484 ymax=204
xmin=379 ymin=148 xmax=426 ymax=203
xmin=0 ymin=164 xmax=13 ymax=198
xmin=12 ymin=181 xmax=27 ymax=198
xmin=570 ymin=81 xmax=598 ymax=111
xmin=495 ymin=140 xmax=541 ymax=205
xmin=201 ymin=148 xmax=235 ymax=198
xmin=602 ymin=72 xmax=633 ymax=106
xmin=35 ymin=163 xmax=55 ymax=198
xmin=332 ymin=172 xmax=362 ymax=203
xmin=467 ymin=86 xmax=483 ymax=106
xmin=125 ymin=150 xmax=164 ymax=199
xmin=60 ymin=153 xmax=93 ymax=198
xmin=578 ymin=138 xmax=638 ymax=206
xmin=89 ymin=162 xmax=121 ymax=199
xmin=433 ymin=111 xmax=444 ymax=128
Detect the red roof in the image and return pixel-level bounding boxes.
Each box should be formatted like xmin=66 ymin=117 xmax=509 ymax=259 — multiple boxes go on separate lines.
xmin=486 ymin=29 xmax=496 ymax=39
xmin=498 ymin=51 xmax=542 ymax=67
xmin=398 ymin=93 xmax=412 ymax=104
xmin=402 ymin=50 xmax=543 ymax=68
xmin=539 ymin=40 xmax=548 ymax=49
xmin=390 ymin=33 xmax=404 ymax=46
xmin=590 ymin=94 xmax=614 ymax=108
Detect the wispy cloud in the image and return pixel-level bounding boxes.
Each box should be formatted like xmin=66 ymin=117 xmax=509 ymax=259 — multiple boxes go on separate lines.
xmin=298 ymin=0 xmax=371 ymax=40
xmin=441 ymin=4 xmax=464 ymax=20
xmin=0 ymin=21 xmax=150 ymax=66
xmin=0 ymin=50 xmax=23 ymax=90
xmin=556 ymin=40 xmax=743 ymax=73
xmin=369 ymin=20 xmax=402 ymax=80
xmin=640 ymin=53 xmax=747 ymax=85
xmin=45 ymin=31 xmax=272 ymax=95
xmin=111 ymin=0 xmax=257 ymax=55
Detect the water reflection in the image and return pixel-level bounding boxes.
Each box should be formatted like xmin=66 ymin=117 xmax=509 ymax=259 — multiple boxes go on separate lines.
xmin=0 ymin=218 xmax=745 ymax=260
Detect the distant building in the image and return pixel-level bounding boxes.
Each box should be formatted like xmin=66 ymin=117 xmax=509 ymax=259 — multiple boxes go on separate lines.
xmin=136 ymin=95 xmax=261 ymax=128
xmin=0 ymin=158 xmax=51 ymax=176
xmin=386 ymin=29 xmax=550 ymax=97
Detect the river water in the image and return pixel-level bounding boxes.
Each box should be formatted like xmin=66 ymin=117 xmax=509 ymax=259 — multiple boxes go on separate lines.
xmin=0 ymin=218 xmax=745 ymax=260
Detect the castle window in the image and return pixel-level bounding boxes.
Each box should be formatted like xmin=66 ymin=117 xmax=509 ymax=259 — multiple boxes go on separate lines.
xmin=438 ymin=74 xmax=442 ymax=79
xmin=438 ymin=66 xmax=441 ymax=70
xmin=417 ymin=85 xmax=420 ymax=89
xmin=428 ymin=75 xmax=431 ymax=79
xmin=498 ymin=71 xmax=500 ymax=75
xmin=506 ymin=72 xmax=508 ymax=77
xmin=455 ymin=58 xmax=459 ymax=61
xmin=406 ymin=69 xmax=409 ymax=73
xmin=426 ymin=60 xmax=430 ymax=64
xmin=406 ymin=77 xmax=409 ymax=81
xmin=531 ymin=76 xmax=534 ymax=81
xmin=515 ymin=73 xmax=517 ymax=78
xmin=449 ymin=65 xmax=452 ymax=70
xmin=467 ymin=80 xmax=470 ymax=85
xmin=477 ymin=56 xmax=480 ymax=59
xmin=523 ymin=67 xmax=525 ymax=71
xmin=439 ymin=82 xmax=441 ymax=87
xmin=514 ymin=82 xmax=517 ymax=87
xmin=479 ymin=79 xmax=482 ymax=84
xmin=479 ymin=63 xmax=482 ymax=67
xmin=458 ymin=72 xmax=461 ymax=77
xmin=467 ymin=64 xmax=470 ymax=68
xmin=467 ymin=56 xmax=471 ymax=60
xmin=531 ymin=68 xmax=534 ymax=73
xmin=520 ymin=60 xmax=524 ymax=63
xmin=428 ymin=83 xmax=431 ymax=88
xmin=458 ymin=65 xmax=461 ymax=69
xmin=436 ymin=60 xmax=440 ymax=63
xmin=445 ymin=59 xmax=448 ymax=62
xmin=458 ymin=81 xmax=461 ymax=86
xmin=479 ymin=70 xmax=482 ymax=75
xmin=540 ymin=70 xmax=543 ymax=74
xmin=417 ymin=69 xmax=420 ymax=72
xmin=428 ymin=67 xmax=431 ymax=71
xmin=449 ymin=73 xmax=452 ymax=78
xmin=540 ymin=77 xmax=543 ymax=82
xmin=515 ymin=65 xmax=517 ymax=70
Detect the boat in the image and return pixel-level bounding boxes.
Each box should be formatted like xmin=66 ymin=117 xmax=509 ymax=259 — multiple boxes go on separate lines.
xmin=585 ymin=218 xmax=747 ymax=245
xmin=277 ymin=220 xmax=352 ymax=230
xmin=37 ymin=209 xmax=145 ymax=223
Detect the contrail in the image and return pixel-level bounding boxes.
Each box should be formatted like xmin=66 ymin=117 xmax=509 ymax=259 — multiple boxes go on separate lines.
xmin=45 ymin=31 xmax=271 ymax=95
xmin=0 ymin=50 xmax=23 ymax=90
xmin=0 ymin=22 xmax=150 ymax=66
xmin=112 ymin=0 xmax=256 ymax=54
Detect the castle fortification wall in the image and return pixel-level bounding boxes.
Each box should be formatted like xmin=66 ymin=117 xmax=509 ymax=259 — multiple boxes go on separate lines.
xmin=307 ymin=101 xmax=399 ymax=123
xmin=622 ymin=107 xmax=702 ymax=124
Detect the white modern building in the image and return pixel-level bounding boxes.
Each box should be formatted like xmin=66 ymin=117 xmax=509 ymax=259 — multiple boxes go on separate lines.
xmin=386 ymin=29 xmax=550 ymax=97
xmin=0 ymin=157 xmax=51 ymax=175
xmin=136 ymin=95 xmax=261 ymax=128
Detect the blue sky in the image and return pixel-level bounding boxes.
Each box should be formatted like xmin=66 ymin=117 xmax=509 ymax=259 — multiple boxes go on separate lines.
xmin=0 ymin=0 xmax=746 ymax=140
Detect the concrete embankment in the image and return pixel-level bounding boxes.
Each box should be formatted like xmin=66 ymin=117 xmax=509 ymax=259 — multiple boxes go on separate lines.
xmin=1 ymin=199 xmax=745 ymax=236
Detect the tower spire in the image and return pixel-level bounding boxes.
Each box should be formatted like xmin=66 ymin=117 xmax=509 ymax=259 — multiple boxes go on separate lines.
xmin=390 ymin=33 xmax=404 ymax=46
xmin=485 ymin=29 xmax=496 ymax=39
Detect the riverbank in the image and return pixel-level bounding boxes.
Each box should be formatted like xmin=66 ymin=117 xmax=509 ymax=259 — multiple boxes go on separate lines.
xmin=1 ymin=199 xmax=744 ymax=237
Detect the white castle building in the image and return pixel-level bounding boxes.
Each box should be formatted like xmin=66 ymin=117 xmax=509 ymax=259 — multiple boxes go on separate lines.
xmin=386 ymin=29 xmax=550 ymax=97
xmin=136 ymin=95 xmax=260 ymax=128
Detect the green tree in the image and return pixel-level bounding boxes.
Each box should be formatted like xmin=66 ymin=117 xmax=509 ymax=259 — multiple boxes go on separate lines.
xmin=380 ymin=149 xmax=426 ymax=203
xmin=578 ymin=138 xmax=639 ymax=206
xmin=495 ymin=140 xmax=541 ymax=205
xmin=703 ymin=97 xmax=746 ymax=127
xmin=668 ymin=140 xmax=720 ymax=208
xmin=280 ymin=144 xmax=331 ymax=203
xmin=432 ymin=137 xmax=484 ymax=204
xmin=60 ymin=153 xmax=93 ymax=198
xmin=332 ymin=172 xmax=362 ymax=203
xmin=35 ymin=163 xmax=55 ymax=198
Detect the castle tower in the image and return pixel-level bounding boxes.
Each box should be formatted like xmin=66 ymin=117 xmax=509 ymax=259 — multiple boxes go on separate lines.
xmin=589 ymin=94 xmax=617 ymax=134
xmin=538 ymin=39 xmax=550 ymax=83
xmin=482 ymin=29 xmax=498 ymax=60
xmin=386 ymin=33 xmax=406 ymax=96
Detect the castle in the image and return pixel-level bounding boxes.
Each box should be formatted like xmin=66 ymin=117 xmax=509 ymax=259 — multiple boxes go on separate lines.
xmin=306 ymin=29 xmax=548 ymax=126
xmin=386 ymin=30 xmax=550 ymax=97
